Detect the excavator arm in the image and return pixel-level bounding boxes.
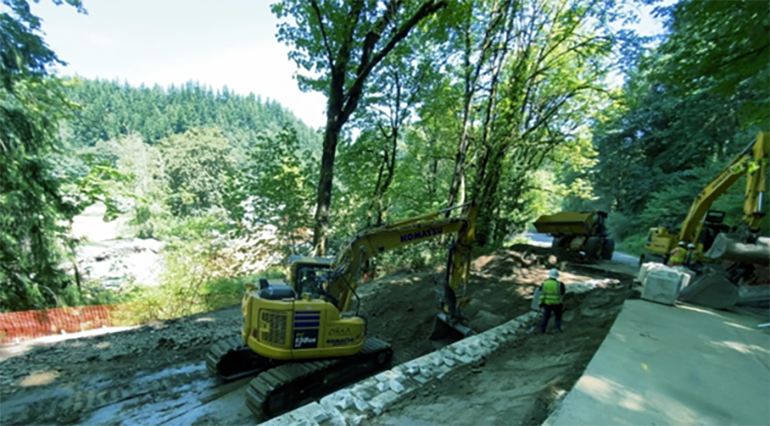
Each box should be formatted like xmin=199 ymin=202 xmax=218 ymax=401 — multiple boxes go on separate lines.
xmin=322 ymin=203 xmax=478 ymax=325
xmin=742 ymin=132 xmax=769 ymax=233
xmin=679 ymin=131 xmax=769 ymax=245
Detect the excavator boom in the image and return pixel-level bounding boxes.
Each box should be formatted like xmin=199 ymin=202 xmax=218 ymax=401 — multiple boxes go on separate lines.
xmin=326 ymin=203 xmax=477 ymax=318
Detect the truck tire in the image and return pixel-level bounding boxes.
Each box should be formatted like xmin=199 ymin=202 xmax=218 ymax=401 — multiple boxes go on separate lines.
xmin=601 ymin=238 xmax=615 ymax=260
xmin=585 ymin=236 xmax=602 ymax=261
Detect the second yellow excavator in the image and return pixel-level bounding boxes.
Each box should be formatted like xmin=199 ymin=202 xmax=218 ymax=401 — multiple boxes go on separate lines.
xmin=206 ymin=203 xmax=478 ymax=418
xmin=641 ymin=131 xmax=769 ymax=309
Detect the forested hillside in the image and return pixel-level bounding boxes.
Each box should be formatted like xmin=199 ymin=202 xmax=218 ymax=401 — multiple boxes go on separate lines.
xmin=56 ymin=79 xmax=321 ymax=170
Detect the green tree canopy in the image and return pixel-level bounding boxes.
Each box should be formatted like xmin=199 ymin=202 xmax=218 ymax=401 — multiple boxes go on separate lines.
xmin=0 ymin=0 xmax=87 ymax=310
xmin=159 ymin=128 xmax=236 ymax=217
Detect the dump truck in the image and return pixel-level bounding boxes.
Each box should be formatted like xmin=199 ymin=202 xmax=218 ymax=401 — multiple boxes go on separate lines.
xmin=533 ymin=211 xmax=614 ymax=261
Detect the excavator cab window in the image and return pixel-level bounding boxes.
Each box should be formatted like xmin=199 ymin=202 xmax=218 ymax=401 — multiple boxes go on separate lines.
xmin=705 ymin=210 xmax=726 ymax=224
xmin=699 ymin=210 xmax=730 ymax=251
xmin=294 ymin=263 xmax=331 ymax=299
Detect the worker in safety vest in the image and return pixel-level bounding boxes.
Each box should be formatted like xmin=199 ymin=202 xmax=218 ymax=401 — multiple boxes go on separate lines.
xmin=539 ymin=269 xmax=566 ymax=333
xmin=684 ymin=243 xmax=696 ymax=267
xmin=667 ymin=241 xmax=687 ymax=266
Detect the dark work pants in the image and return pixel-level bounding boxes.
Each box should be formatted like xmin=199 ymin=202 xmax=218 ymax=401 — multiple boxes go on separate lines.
xmin=541 ymin=304 xmax=563 ymax=333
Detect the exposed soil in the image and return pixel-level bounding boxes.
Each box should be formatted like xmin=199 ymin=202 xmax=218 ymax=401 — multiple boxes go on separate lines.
xmin=368 ymin=285 xmax=637 ymax=426
xmin=0 ymin=245 xmax=636 ymax=426
xmin=357 ymin=246 xmax=603 ymax=365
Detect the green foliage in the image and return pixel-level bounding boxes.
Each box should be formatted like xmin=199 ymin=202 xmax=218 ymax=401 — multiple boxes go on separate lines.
xmin=0 ymin=0 xmax=86 ymax=311
xmin=227 ymin=126 xmax=317 ymax=252
xmin=567 ymin=0 xmax=770 ymax=251
xmin=159 ymin=128 xmax=235 ymax=217
xmin=653 ymin=0 xmax=769 ymax=127
xmin=271 ymin=0 xmax=447 ymax=96
xmin=121 ymin=237 xmax=237 ymax=322
xmin=112 ymin=134 xmax=170 ymax=238
xmin=272 ymin=0 xmax=449 ymax=255
xmin=328 ymin=0 xmax=622 ymax=251
xmin=60 ymin=79 xmax=321 ymax=159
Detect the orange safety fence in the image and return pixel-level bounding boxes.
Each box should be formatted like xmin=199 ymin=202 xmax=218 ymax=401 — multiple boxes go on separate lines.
xmin=0 ymin=304 xmax=119 ymax=344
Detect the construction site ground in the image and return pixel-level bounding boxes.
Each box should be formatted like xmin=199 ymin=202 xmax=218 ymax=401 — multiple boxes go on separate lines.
xmin=367 ymin=295 xmax=626 ymax=426
xmin=0 ymin=245 xmax=638 ymax=426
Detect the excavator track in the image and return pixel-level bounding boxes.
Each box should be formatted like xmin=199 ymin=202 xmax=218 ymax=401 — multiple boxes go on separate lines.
xmin=245 ymin=338 xmax=393 ymax=419
xmin=205 ymin=336 xmax=280 ymax=382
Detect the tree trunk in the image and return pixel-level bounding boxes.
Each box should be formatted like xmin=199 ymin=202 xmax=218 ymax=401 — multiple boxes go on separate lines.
xmin=312 ymin=118 xmax=341 ymax=256
xmin=475 ymin=149 xmax=505 ymax=246
xmin=446 ymin=93 xmax=474 ymax=211
xmin=369 ymin=160 xmax=386 ymax=227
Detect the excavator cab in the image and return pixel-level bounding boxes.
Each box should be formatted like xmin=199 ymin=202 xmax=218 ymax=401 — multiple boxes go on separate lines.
xmin=699 ymin=210 xmax=729 ymax=252
xmin=287 ymin=255 xmax=333 ymax=298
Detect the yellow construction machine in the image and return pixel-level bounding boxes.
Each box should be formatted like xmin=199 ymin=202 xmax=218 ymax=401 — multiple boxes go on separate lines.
xmin=641 ymin=132 xmax=769 ymax=309
xmin=533 ymin=210 xmax=614 ymax=261
xmin=206 ymin=203 xmax=478 ymax=418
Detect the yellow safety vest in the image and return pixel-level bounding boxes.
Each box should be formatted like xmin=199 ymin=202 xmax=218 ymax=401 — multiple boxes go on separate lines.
xmin=540 ymin=279 xmax=563 ymax=305
xmin=668 ymin=247 xmax=686 ymax=265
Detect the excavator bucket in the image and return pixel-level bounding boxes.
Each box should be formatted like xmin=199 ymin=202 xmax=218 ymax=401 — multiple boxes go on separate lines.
xmin=428 ymin=313 xmax=475 ymax=349
xmin=678 ymin=272 xmax=739 ymax=310
xmin=678 ymin=232 xmax=769 ymax=310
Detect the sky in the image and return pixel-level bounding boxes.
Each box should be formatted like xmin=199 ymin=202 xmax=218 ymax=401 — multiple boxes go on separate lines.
xmin=29 ymin=0 xmax=673 ymax=129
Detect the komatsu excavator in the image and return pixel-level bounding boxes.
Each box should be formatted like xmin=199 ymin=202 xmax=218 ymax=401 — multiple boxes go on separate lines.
xmin=205 ymin=203 xmax=478 ymax=418
xmin=642 ymin=131 xmax=769 ymax=308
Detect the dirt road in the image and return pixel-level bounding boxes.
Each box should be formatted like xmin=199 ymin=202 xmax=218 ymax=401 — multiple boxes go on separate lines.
xmin=0 ymin=245 xmax=635 ymax=425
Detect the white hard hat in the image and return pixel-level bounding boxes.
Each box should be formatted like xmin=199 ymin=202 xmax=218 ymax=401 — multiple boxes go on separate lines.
xmin=548 ymin=268 xmax=560 ymax=279
xmin=687 ymin=243 xmax=695 ymax=249
xmin=678 ymin=241 xmax=685 ymax=247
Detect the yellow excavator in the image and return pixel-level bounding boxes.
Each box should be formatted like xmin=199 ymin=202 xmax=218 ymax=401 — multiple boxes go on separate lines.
xmin=641 ymin=131 xmax=769 ymax=308
xmin=206 ymin=203 xmax=478 ymax=417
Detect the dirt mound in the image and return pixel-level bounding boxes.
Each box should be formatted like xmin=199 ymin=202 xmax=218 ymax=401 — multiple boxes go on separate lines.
xmin=473 ymin=245 xmax=588 ymax=278
xmin=355 ymin=244 xmax=624 ymax=365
